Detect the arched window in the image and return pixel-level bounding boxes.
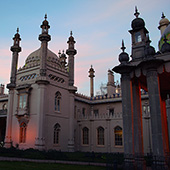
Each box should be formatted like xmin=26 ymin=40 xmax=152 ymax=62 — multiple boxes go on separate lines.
xmin=53 ymin=123 xmax=61 ymax=144
xmin=19 ymin=122 xmax=27 ymax=143
xmin=82 ymin=127 xmax=89 ymax=145
xmin=97 ymin=126 xmax=104 ymax=145
xmin=114 ymin=126 xmax=123 ymax=146
xmin=55 ymin=92 xmax=61 ymax=112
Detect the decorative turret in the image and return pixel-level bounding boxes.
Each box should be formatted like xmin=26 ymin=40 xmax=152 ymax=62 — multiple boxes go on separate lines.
xmin=60 ymin=50 xmax=67 ymax=68
xmin=129 ymin=7 xmax=148 ymax=61
xmin=66 ymin=31 xmax=77 ymax=86
xmin=39 ymin=14 xmax=51 ymax=76
xmin=7 ymin=28 xmax=22 ymax=89
xmin=119 ymin=40 xmax=129 ymax=64
xmin=158 ymin=13 xmax=169 ymax=36
xmin=88 ymin=65 xmax=95 ymax=97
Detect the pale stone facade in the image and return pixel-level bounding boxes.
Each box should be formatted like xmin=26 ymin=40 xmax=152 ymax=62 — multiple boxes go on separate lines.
xmin=0 ymin=10 xmax=169 ymax=155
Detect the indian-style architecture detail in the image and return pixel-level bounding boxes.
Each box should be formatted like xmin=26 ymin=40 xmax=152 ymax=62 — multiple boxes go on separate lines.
xmin=113 ymin=7 xmax=170 ymax=159
xmin=0 ymin=9 xmax=169 ymax=164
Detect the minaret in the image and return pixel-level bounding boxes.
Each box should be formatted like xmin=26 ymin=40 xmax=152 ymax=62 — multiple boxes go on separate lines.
xmin=158 ymin=13 xmax=169 ymax=36
xmin=60 ymin=50 xmax=67 ymax=69
xmin=66 ymin=31 xmax=77 ymax=86
xmin=5 ymin=28 xmax=21 ymax=148
xmin=35 ymin=15 xmax=51 ymax=150
xmin=7 ymin=28 xmax=21 ymax=88
xmin=38 ymin=14 xmax=51 ymax=76
xmin=107 ymin=69 xmax=115 ymax=96
xmin=129 ymin=7 xmax=148 ymax=61
xmin=88 ymin=65 xmax=95 ymax=97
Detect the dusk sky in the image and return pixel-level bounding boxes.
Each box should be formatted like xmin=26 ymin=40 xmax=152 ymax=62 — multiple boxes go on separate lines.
xmin=0 ymin=0 xmax=169 ymax=95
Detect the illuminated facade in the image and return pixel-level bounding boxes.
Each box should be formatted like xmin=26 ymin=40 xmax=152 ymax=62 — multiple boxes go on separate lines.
xmin=0 ymin=9 xmax=169 ymax=155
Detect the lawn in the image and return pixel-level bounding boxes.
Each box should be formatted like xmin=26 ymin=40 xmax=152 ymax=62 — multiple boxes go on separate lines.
xmin=0 ymin=161 xmax=105 ymax=170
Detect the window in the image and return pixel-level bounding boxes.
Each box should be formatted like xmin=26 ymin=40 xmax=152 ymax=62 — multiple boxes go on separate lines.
xmin=97 ymin=127 xmax=104 ymax=145
xmin=135 ymin=32 xmax=142 ymax=43
xmin=114 ymin=126 xmax=123 ymax=146
xmin=19 ymin=122 xmax=27 ymax=143
xmin=82 ymin=127 xmax=89 ymax=145
xmin=94 ymin=109 xmax=99 ymax=117
xmin=53 ymin=123 xmax=60 ymax=144
xmin=109 ymin=108 xmax=114 ymax=116
xmin=82 ymin=108 xmax=85 ymax=116
xmin=19 ymin=94 xmax=27 ymax=109
xmin=55 ymin=92 xmax=61 ymax=112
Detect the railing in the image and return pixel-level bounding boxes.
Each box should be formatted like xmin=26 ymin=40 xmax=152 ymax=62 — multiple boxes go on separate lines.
xmin=78 ymin=112 xmax=122 ymax=120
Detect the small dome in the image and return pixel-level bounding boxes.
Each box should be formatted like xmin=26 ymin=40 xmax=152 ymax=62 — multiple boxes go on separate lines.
xmin=119 ymin=52 xmax=129 ymax=63
xmin=131 ymin=18 xmax=145 ymax=30
xmin=131 ymin=7 xmax=145 ymax=31
xmin=145 ymin=36 xmax=156 ymax=58
xmin=159 ymin=13 xmax=169 ymax=27
xmin=119 ymin=40 xmax=129 ymax=64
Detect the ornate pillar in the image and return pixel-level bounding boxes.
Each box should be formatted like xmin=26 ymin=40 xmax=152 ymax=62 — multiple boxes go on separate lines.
xmin=121 ymin=73 xmax=133 ymax=154
xmin=5 ymin=28 xmax=21 ymax=148
xmin=132 ymin=79 xmax=143 ymax=154
xmin=88 ymin=66 xmax=95 ymax=97
xmin=66 ymin=31 xmax=77 ymax=86
xmin=35 ymin=15 xmax=50 ymax=150
xmin=68 ymin=87 xmax=77 ymax=152
xmin=146 ymin=67 xmax=164 ymax=156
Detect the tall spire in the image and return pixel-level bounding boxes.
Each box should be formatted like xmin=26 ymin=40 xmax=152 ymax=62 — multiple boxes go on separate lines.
xmin=7 ymin=28 xmax=22 ymax=89
xmin=39 ymin=14 xmax=51 ymax=77
xmin=134 ymin=6 xmax=140 ymax=18
xmin=66 ymin=31 xmax=77 ymax=86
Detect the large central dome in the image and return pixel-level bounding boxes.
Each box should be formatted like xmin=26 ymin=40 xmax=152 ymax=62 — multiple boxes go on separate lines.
xmin=25 ymin=47 xmax=62 ymax=68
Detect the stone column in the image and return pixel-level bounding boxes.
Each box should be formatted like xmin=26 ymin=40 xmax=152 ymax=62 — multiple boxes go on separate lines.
xmin=160 ymin=99 xmax=169 ymax=153
xmin=90 ymin=120 xmax=94 ymax=152
xmin=4 ymin=90 xmax=14 ymax=147
xmin=35 ymin=83 xmax=47 ymax=150
xmin=106 ymin=119 xmax=111 ymax=153
xmin=146 ymin=68 xmax=164 ymax=156
xmin=68 ymin=86 xmax=77 ymax=152
xmin=121 ymin=73 xmax=133 ymax=154
xmin=132 ymin=79 xmax=143 ymax=154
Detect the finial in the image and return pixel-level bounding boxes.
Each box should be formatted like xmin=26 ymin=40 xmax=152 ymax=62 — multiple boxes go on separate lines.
xmin=161 ymin=12 xmax=165 ymax=19
xmin=91 ymin=65 xmax=93 ymax=68
xmin=134 ymin=6 xmax=140 ymax=18
xmin=62 ymin=50 xmax=64 ymax=53
xmin=58 ymin=50 xmax=61 ymax=56
xmin=45 ymin=14 xmax=47 ymax=20
xmin=17 ymin=27 xmax=19 ymax=33
xmin=121 ymin=40 xmax=126 ymax=52
xmin=70 ymin=31 xmax=73 ymax=36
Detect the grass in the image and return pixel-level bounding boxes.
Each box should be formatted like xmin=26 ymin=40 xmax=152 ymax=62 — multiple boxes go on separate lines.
xmin=0 ymin=161 xmax=105 ymax=170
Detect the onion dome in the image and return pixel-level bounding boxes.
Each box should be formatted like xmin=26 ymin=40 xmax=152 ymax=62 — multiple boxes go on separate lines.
xmin=161 ymin=35 xmax=170 ymax=53
xmin=25 ymin=47 xmax=61 ymax=68
xmin=68 ymin=31 xmax=75 ymax=42
xmin=131 ymin=7 xmax=145 ymax=30
xmin=41 ymin=14 xmax=50 ymax=29
xmin=144 ymin=34 xmax=155 ymax=58
xmin=119 ymin=40 xmax=129 ymax=64
xmin=158 ymin=13 xmax=169 ymax=29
